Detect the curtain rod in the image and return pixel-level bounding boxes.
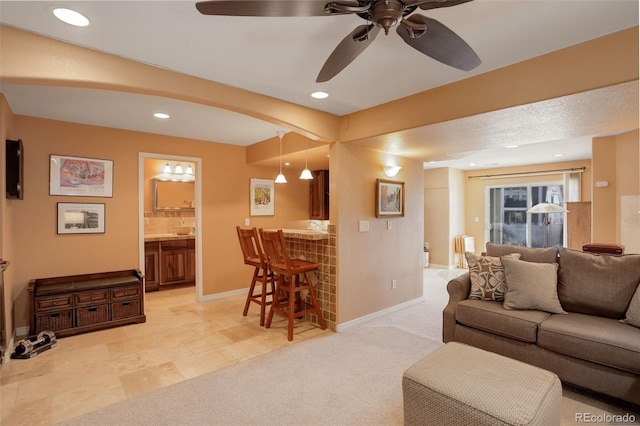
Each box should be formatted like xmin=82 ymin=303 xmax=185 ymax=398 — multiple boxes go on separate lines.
xmin=468 ymin=167 xmax=586 ymax=180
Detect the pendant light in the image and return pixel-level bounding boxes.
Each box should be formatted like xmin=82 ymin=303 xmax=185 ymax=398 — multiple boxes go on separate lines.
xmin=275 ymin=130 xmax=287 ymax=184
xmin=299 ymin=137 xmax=314 ymax=180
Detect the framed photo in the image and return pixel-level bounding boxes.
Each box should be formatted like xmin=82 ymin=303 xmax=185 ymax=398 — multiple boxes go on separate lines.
xmin=50 ymin=154 xmax=113 ymax=197
xmin=376 ymin=179 xmax=404 ymax=217
xmin=57 ymin=203 xmax=106 ymax=234
xmin=250 ymin=178 xmax=275 ymax=216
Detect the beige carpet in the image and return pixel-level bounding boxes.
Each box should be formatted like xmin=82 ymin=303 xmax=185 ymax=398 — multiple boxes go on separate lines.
xmin=60 ymin=299 xmax=638 ymax=425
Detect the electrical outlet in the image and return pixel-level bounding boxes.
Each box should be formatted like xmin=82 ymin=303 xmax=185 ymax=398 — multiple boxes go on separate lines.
xmin=391 ymin=279 xmax=397 ymax=290
xmin=244 ymin=218 xmax=250 ymax=226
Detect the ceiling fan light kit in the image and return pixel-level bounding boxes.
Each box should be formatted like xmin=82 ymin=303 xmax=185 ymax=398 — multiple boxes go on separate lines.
xmin=196 ymin=0 xmax=481 ymax=82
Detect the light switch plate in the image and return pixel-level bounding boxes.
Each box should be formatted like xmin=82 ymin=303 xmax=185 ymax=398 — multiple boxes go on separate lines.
xmin=359 ymin=220 xmax=369 ymax=232
xmin=244 ymin=218 xmax=250 ymax=226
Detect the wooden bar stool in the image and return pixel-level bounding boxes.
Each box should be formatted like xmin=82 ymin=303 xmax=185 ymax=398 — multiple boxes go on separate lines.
xmin=259 ymin=228 xmax=327 ymax=341
xmin=236 ymin=226 xmax=275 ymax=326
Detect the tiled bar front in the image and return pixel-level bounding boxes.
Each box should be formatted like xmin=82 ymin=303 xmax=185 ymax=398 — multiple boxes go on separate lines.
xmin=282 ymin=225 xmax=337 ymax=331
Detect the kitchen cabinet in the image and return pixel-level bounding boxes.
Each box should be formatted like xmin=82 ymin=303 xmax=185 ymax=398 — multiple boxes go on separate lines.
xmin=144 ymin=237 xmax=195 ymax=291
xmin=29 ymin=269 xmax=145 ymax=338
xmin=310 ymin=169 xmax=329 ymax=220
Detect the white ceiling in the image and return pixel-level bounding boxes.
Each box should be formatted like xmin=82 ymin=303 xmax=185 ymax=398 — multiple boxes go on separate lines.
xmin=0 ymin=0 xmax=638 ymax=170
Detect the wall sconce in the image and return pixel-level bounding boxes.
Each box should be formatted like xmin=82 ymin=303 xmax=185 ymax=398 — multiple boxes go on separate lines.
xmin=383 ymin=165 xmax=402 ymax=178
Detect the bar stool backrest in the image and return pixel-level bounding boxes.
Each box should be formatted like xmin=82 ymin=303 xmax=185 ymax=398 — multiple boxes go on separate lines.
xmin=236 ymin=226 xmax=265 ymax=268
xmin=259 ymin=229 xmax=291 ymax=275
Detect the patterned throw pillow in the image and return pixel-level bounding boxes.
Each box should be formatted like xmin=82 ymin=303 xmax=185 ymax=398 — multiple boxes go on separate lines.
xmin=466 ymin=252 xmax=520 ymax=301
xmin=502 ymin=257 xmax=566 ymax=314
xmin=621 ymin=284 xmax=640 ymax=328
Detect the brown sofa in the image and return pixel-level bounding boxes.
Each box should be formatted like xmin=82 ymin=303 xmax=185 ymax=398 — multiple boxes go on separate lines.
xmin=443 ymin=243 xmax=640 ymax=406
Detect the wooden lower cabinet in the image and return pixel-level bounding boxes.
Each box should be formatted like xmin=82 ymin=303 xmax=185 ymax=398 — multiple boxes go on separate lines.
xmin=144 ymin=238 xmax=195 ymax=291
xmin=29 ymin=269 xmax=146 ymax=338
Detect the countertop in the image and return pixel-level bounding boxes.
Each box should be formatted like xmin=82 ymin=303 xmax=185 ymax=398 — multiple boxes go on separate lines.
xmin=279 ymin=229 xmax=329 ymax=241
xmin=144 ymin=233 xmax=195 ymax=242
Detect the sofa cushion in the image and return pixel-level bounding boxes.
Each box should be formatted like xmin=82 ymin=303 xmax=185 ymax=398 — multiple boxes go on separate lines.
xmin=466 ymin=252 xmax=520 ymax=301
xmin=557 ymin=248 xmax=640 ymax=319
xmin=456 ymin=299 xmax=550 ymax=343
xmin=502 ymin=257 xmax=566 ymax=314
xmin=486 ymin=243 xmax=558 ymax=263
xmin=621 ymin=284 xmax=640 ymax=328
xmin=538 ymin=313 xmax=640 ymax=374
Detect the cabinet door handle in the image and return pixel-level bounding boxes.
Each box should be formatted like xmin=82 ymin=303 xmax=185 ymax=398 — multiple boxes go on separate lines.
xmin=87 ymin=307 xmax=98 ymax=312
xmin=49 ymin=313 xmax=60 ymax=318
xmin=121 ymin=302 xmax=131 ymax=307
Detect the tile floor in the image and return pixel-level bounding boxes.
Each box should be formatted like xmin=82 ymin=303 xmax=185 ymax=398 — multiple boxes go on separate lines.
xmin=0 ymin=287 xmax=331 ymax=425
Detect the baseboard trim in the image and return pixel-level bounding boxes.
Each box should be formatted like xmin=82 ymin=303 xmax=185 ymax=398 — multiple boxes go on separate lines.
xmin=199 ymin=287 xmax=249 ymax=303
xmin=15 ymin=326 xmax=29 ymax=337
xmin=335 ymin=297 xmax=424 ymax=332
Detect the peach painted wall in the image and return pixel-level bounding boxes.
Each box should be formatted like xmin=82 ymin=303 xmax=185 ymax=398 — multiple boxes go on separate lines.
xmin=592 ymin=130 xmax=640 ymax=243
xmin=424 ymin=168 xmax=450 ymax=267
xmin=332 ymin=142 xmax=424 ymax=325
xmin=3 ymin=114 xmax=311 ymax=334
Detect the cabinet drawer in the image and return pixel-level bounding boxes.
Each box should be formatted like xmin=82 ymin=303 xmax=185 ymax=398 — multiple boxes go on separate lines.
xmin=36 ymin=309 xmax=73 ymax=333
xmin=76 ymin=304 xmax=110 ymax=327
xmin=75 ymin=290 xmax=109 ymax=306
xmin=112 ymin=300 xmax=141 ymax=320
xmin=111 ymin=285 xmax=140 ymax=300
xmin=161 ymin=239 xmax=189 ymax=250
xmin=36 ymin=295 xmax=72 ymax=311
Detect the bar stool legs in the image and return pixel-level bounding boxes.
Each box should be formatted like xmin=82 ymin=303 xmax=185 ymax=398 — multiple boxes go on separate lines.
xmin=242 ymin=264 xmax=275 ymax=326
xmin=266 ymin=270 xmax=326 ymax=341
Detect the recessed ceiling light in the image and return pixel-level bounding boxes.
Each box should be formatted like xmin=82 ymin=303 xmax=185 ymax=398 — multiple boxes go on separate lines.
xmin=505 ymin=144 xmax=519 ymax=148
xmin=428 ymin=161 xmax=438 ymax=164
xmin=53 ymin=8 xmax=90 ymax=27
xmin=469 ymin=163 xmax=476 ymax=167
xmin=553 ymin=153 xmax=565 ymax=157
xmin=311 ymin=91 xmax=329 ymax=99
xmin=153 ymin=112 xmax=170 ymax=119
xmin=284 ymin=162 xmax=291 ymax=166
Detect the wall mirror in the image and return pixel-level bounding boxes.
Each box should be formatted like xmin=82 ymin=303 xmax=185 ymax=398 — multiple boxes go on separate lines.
xmin=153 ymin=179 xmax=195 ymax=211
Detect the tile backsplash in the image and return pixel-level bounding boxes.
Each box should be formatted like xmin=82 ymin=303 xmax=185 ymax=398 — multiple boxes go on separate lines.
xmin=144 ymin=211 xmax=195 ymax=235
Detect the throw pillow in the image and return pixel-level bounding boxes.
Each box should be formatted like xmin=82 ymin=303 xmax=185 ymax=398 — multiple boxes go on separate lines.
xmin=502 ymin=257 xmax=566 ymax=314
xmin=558 ymin=248 xmax=640 ymax=319
xmin=486 ymin=243 xmax=559 ymax=263
xmin=621 ymin=284 xmax=640 ymax=328
xmin=466 ymin=252 xmax=520 ymax=301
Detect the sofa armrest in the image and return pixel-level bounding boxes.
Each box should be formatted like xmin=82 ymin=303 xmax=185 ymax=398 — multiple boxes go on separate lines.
xmin=442 ymin=272 xmax=471 ymax=343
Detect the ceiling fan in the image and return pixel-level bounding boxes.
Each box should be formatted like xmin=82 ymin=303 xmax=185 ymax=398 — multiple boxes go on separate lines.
xmin=196 ymin=0 xmax=481 ymax=82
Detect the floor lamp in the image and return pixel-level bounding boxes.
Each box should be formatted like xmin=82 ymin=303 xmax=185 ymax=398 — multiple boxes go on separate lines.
xmin=527 ymin=202 xmax=568 ymax=247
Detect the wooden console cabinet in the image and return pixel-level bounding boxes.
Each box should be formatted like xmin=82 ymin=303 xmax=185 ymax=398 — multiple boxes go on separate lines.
xmin=29 ymin=269 xmax=146 ymax=338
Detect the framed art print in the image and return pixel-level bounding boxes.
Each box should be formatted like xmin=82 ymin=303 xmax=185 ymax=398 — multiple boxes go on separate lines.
xmin=50 ymin=154 xmax=113 ymax=197
xmin=250 ymin=178 xmax=275 ymax=216
xmin=376 ymin=179 xmax=404 ymax=217
xmin=57 ymin=203 xmax=106 ymax=234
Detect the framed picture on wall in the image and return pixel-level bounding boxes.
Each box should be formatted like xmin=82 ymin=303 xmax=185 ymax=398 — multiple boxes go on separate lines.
xmin=376 ymin=179 xmax=404 ymax=217
xmin=57 ymin=203 xmax=106 ymax=234
xmin=50 ymin=154 xmax=113 ymax=197
xmin=250 ymin=178 xmax=275 ymax=216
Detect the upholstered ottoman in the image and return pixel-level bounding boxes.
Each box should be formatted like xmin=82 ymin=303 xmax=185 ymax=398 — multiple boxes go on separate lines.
xmin=402 ymin=342 xmax=561 ymax=426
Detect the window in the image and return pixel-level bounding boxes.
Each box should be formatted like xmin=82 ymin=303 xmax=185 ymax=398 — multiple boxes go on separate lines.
xmin=487 ymin=183 xmax=565 ymax=248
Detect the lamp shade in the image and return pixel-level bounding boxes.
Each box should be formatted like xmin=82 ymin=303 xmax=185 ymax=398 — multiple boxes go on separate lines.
xmin=527 ymin=202 xmax=568 ymax=213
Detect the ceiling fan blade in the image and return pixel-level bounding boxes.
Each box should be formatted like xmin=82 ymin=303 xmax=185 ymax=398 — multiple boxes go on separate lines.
xmin=196 ymin=1 xmax=359 ymax=17
xmin=316 ymin=25 xmax=381 ymax=82
xmin=396 ymin=14 xmax=480 ymax=71
xmin=417 ymin=0 xmax=474 ymax=11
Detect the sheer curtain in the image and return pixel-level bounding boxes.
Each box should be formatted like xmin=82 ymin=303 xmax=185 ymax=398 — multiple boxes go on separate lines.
xmin=563 ymin=172 xmax=581 ymax=202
